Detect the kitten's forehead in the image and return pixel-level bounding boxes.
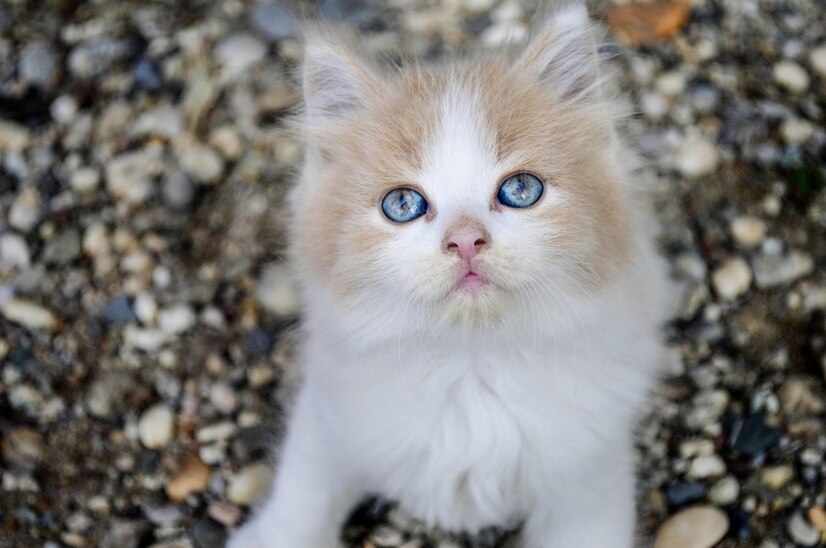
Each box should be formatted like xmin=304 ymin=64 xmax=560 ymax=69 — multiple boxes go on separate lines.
xmin=416 ymin=82 xmax=500 ymax=221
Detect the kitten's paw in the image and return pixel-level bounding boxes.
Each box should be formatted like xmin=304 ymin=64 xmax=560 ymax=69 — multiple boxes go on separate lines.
xmin=226 ymin=522 xmax=265 ymax=548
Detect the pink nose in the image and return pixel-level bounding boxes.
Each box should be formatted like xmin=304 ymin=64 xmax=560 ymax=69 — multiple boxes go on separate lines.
xmin=445 ymin=229 xmax=487 ymax=262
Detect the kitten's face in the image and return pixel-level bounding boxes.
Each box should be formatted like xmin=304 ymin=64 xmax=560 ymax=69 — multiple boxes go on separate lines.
xmin=292 ymin=6 xmax=631 ymax=334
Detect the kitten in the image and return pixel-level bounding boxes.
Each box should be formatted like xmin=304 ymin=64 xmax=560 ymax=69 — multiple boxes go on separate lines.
xmin=229 ymin=3 xmax=671 ymax=547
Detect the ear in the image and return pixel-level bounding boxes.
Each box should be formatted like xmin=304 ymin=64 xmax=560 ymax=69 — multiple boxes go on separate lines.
xmin=516 ymin=3 xmax=601 ymax=100
xmin=301 ymin=29 xmax=381 ymax=123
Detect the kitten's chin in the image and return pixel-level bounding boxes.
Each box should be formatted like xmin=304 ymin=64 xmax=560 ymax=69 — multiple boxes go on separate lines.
xmin=437 ymin=285 xmax=511 ymax=330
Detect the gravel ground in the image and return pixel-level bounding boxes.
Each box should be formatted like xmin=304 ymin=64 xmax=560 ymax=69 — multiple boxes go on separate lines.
xmin=1 ymin=0 xmax=825 ymax=547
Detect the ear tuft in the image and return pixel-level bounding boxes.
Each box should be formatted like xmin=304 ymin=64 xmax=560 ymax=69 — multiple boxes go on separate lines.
xmin=517 ymin=3 xmax=601 ymax=101
xmin=301 ymin=29 xmax=380 ymax=123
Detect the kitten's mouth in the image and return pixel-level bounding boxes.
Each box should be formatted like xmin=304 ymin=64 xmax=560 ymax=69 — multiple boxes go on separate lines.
xmin=457 ymin=271 xmax=487 ymax=291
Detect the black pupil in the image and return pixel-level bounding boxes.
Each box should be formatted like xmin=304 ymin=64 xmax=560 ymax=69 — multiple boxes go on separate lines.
xmin=397 ymin=192 xmax=411 ymax=215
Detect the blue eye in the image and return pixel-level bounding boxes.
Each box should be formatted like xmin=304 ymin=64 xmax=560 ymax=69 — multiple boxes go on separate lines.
xmin=497 ymin=173 xmax=544 ymax=208
xmin=381 ymin=188 xmax=428 ymax=223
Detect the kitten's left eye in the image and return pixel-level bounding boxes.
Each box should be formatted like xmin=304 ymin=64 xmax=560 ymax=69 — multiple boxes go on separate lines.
xmin=497 ymin=173 xmax=544 ymax=208
xmin=381 ymin=188 xmax=428 ymax=223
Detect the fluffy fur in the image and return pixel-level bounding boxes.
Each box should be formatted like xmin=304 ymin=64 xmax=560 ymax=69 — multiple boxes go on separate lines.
xmin=229 ymin=4 xmax=671 ymax=547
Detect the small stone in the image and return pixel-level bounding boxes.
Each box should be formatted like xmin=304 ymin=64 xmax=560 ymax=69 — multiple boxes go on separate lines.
xmin=87 ymin=371 xmax=135 ymax=419
xmin=9 ymin=187 xmax=42 ymax=232
xmin=227 ymin=462 xmax=275 ymax=505
xmin=134 ymin=293 xmax=158 ymax=325
xmin=105 ymin=295 xmax=137 ymax=326
xmin=249 ymin=3 xmax=298 ymax=41
xmin=207 ymin=501 xmax=242 ymax=527
xmin=371 ymin=525 xmax=405 ymax=547
xmin=665 ymin=483 xmax=707 ymax=507
xmin=752 ymin=250 xmax=814 ymax=289
xmin=166 ymin=455 xmax=210 ymax=502
xmin=138 ymin=404 xmax=175 ymax=449
xmin=678 ymin=134 xmax=720 ymax=178
xmin=208 ymin=126 xmax=244 ymax=160
xmin=256 ymin=263 xmax=299 ymax=316
xmin=196 ymin=422 xmax=237 ymax=443
xmin=685 ymin=390 xmax=730 ymax=430
xmin=654 ymin=506 xmax=729 ymax=548
xmin=807 ymin=506 xmax=826 ymax=535
xmin=174 ymin=138 xmax=224 ymax=185
xmin=656 ymin=71 xmax=686 ymax=97
xmin=708 ymin=476 xmax=739 ymax=506
xmin=209 ymin=382 xmax=237 ymax=414
xmin=481 ymin=21 xmax=528 ymax=47
xmin=132 ymin=103 xmax=183 ymax=139
xmin=687 ymin=454 xmax=726 ymax=479
xmin=190 ymin=517 xmax=227 ymax=548
xmin=810 ymin=45 xmax=826 ymax=77
xmin=1 ymin=428 xmax=45 ymax=471
xmin=100 ymin=520 xmax=149 ymax=548
xmin=19 ymin=41 xmax=59 ymax=87
xmin=760 ymin=465 xmax=794 ymax=489
xmin=0 ymin=120 xmax=31 ymax=152
xmin=157 ymin=304 xmax=196 ymax=335
xmin=51 ymin=95 xmax=79 ymax=124
xmin=161 ymin=170 xmax=195 ymax=210
xmin=105 ymin=145 xmax=164 ymax=204
xmin=214 ymin=33 xmax=267 ymax=79
xmin=730 ymin=216 xmax=766 ymax=248
xmin=42 ymin=228 xmax=81 ymax=265
xmin=678 ymin=439 xmax=715 ymax=459
xmin=778 ymin=378 xmax=825 ymax=415
xmin=0 ymin=233 xmax=31 ymax=268
xmin=773 ymin=61 xmax=810 ymax=93
xmin=711 ymin=258 xmax=752 ymax=301
xmin=607 ymin=0 xmax=690 ymax=46
xmin=781 ymin=117 xmax=814 ymax=144
xmin=69 ymin=167 xmax=101 ymax=194
xmin=68 ymin=38 xmax=134 ymax=78
xmin=0 ymin=298 xmax=58 ymax=331
xmin=787 ymin=512 xmax=820 ymax=546
xmin=730 ymin=414 xmax=777 ymax=458
xmin=123 ymin=326 xmax=171 ymax=352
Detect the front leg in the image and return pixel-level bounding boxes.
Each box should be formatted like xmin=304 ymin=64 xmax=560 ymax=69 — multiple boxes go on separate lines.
xmin=522 ymin=450 xmax=636 ymax=548
xmin=227 ymin=390 xmax=359 ymax=548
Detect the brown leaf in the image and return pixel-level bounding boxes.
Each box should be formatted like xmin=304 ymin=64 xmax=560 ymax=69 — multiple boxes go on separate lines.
xmin=607 ymin=0 xmax=691 ymax=46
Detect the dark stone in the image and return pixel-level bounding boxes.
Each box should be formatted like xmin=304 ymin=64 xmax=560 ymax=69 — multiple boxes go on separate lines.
xmin=133 ymin=59 xmax=163 ymax=91
xmin=729 ymin=414 xmax=777 ymax=458
xmin=105 ymin=295 xmax=137 ymax=326
xmin=190 ymin=517 xmax=227 ymax=548
xmin=665 ymin=482 xmax=707 ymax=507
xmin=727 ymin=508 xmax=751 ymax=541
xmin=243 ymin=328 xmax=274 ymax=357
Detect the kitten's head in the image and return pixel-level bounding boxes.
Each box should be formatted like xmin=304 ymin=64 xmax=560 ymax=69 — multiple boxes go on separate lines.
xmin=290 ymin=4 xmax=632 ymax=339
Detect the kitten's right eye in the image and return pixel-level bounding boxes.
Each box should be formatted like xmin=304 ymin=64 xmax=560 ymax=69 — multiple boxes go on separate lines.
xmin=381 ymin=188 xmax=428 ymax=223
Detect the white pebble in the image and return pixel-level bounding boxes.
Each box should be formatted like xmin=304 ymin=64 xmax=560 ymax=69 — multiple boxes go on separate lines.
xmin=708 ymin=475 xmax=740 ymax=506
xmin=157 ymin=304 xmax=196 ymax=335
xmin=9 ymin=188 xmax=42 ymax=232
xmin=0 ymin=298 xmax=58 ymax=331
xmin=51 ymin=95 xmax=79 ymax=124
xmin=0 ymin=120 xmax=30 ymax=152
xmin=780 ymin=117 xmax=814 ymax=144
xmin=227 ymin=463 xmax=274 ymax=506
xmin=678 ymin=134 xmax=720 ymax=178
xmin=711 ymin=258 xmax=752 ymax=301
xmin=256 ymin=263 xmax=299 ymax=316
xmin=174 ymin=138 xmax=224 ymax=185
xmin=730 ymin=216 xmax=766 ymax=248
xmin=687 ymin=454 xmax=726 ymax=479
xmin=654 ymin=506 xmax=729 ymax=548
xmin=809 ymin=45 xmax=826 ymax=77
xmin=0 ymin=233 xmax=31 ymax=268
xmin=123 ymin=326 xmax=170 ymax=352
xmin=134 ymin=293 xmax=158 ymax=325
xmin=138 ymin=404 xmax=175 ymax=449
xmin=773 ymin=61 xmax=809 ymax=93
xmin=656 ymin=71 xmax=687 ymax=97
xmin=69 ymin=167 xmax=101 ymax=194
xmin=215 ymin=33 xmax=267 ymax=79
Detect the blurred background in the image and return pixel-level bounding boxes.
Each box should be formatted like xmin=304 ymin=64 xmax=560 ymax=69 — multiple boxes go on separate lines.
xmin=0 ymin=0 xmax=825 ymax=546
